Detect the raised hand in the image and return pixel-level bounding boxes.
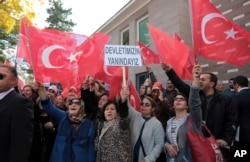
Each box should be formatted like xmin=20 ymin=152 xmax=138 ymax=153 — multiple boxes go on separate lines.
xmin=161 ymin=63 xmax=172 ymax=72
xmin=192 ymin=63 xmax=202 ymax=86
xmin=120 ymin=85 xmax=130 ymax=103
xmin=34 ymin=82 xmax=47 ymax=100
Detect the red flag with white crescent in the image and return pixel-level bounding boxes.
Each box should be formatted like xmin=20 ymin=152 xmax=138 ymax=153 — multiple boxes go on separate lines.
xmin=190 ymin=0 xmax=250 ymax=66
xmin=27 ymin=26 xmax=77 ymax=83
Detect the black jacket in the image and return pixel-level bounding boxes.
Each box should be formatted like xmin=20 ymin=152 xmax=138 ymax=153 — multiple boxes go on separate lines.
xmin=231 ymin=88 xmax=250 ymax=144
xmin=0 ymin=90 xmax=34 ymax=162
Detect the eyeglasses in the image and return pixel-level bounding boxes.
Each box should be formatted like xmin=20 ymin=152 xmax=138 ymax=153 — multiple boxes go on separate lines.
xmin=48 ymin=89 xmax=56 ymax=94
xmin=69 ymin=101 xmax=81 ymax=106
xmin=174 ymin=97 xmax=186 ymax=101
xmin=140 ymin=102 xmax=151 ymax=107
xmin=0 ymin=73 xmax=7 ymax=80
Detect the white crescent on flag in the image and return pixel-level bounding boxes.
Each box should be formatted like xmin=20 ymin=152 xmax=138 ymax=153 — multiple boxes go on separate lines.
xmin=103 ymin=65 xmax=113 ymax=76
xmin=42 ymin=45 xmax=66 ymax=68
xmin=201 ymin=13 xmax=227 ymax=44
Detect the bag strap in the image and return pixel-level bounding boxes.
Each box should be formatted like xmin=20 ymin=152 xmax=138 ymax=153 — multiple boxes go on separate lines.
xmin=139 ymin=120 xmax=147 ymax=157
xmin=187 ymin=116 xmax=213 ymax=136
xmin=202 ymin=122 xmax=213 ymax=135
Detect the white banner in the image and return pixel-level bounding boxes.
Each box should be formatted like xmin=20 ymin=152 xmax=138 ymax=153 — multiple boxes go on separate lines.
xmin=104 ymin=45 xmax=142 ymax=66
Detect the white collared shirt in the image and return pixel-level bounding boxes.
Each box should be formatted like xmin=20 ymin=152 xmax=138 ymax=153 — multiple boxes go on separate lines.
xmin=0 ymin=88 xmax=14 ymax=100
xmin=238 ymin=87 xmax=250 ymax=92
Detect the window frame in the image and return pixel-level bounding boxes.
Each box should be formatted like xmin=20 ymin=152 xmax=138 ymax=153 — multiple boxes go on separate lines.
xmin=120 ymin=27 xmax=129 ymax=45
xmin=136 ymin=15 xmax=149 ymax=45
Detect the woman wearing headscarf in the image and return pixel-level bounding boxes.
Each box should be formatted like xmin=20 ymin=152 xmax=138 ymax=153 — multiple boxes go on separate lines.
xmin=36 ymin=82 xmax=95 ymax=162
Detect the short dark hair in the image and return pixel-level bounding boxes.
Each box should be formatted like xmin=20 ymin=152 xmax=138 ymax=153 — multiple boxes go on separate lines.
xmin=174 ymin=92 xmax=188 ymax=105
xmin=101 ymin=100 xmax=119 ymax=121
xmin=233 ymin=75 xmax=249 ymax=87
xmin=99 ymin=92 xmax=109 ymax=99
xmin=0 ymin=65 xmax=18 ymax=78
xmin=205 ymin=72 xmax=218 ymax=89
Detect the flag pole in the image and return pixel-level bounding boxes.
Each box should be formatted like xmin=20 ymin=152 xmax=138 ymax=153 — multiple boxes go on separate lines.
xmin=25 ymin=19 xmax=37 ymax=82
xmin=122 ymin=66 xmax=126 ymax=87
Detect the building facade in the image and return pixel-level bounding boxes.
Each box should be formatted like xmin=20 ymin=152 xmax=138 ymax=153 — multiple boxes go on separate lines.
xmin=96 ymin=0 xmax=250 ymax=90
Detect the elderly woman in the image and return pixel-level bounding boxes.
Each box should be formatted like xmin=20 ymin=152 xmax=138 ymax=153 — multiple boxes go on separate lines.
xmin=95 ymin=85 xmax=131 ymax=162
xmin=36 ymin=83 xmax=95 ymax=162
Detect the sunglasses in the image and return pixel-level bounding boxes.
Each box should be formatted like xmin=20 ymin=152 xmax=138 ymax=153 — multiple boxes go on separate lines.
xmin=69 ymin=100 xmax=81 ymax=106
xmin=140 ymin=102 xmax=151 ymax=107
xmin=174 ymin=97 xmax=186 ymax=101
xmin=0 ymin=73 xmax=7 ymax=80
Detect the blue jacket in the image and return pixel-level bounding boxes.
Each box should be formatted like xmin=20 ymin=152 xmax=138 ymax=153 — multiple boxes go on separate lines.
xmin=41 ymin=98 xmax=95 ymax=162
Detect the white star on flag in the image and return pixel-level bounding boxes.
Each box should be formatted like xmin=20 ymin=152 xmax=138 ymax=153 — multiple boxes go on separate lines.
xmin=67 ymin=51 xmax=83 ymax=63
xmin=225 ymin=28 xmax=238 ymax=40
xmin=67 ymin=53 xmax=77 ymax=63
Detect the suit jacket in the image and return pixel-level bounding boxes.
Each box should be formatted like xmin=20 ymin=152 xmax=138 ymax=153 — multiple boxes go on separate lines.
xmin=231 ymin=88 xmax=250 ymax=144
xmin=0 ymin=90 xmax=34 ymax=162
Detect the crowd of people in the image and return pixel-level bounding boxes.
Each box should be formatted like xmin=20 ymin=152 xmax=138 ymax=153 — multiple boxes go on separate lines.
xmin=0 ymin=63 xmax=249 ymax=162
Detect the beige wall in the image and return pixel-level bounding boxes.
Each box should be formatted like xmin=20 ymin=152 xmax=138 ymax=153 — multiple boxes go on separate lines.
xmin=97 ymin=0 xmax=250 ymax=89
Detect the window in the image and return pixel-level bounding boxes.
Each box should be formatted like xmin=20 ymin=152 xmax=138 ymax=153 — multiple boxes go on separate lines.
xmin=121 ymin=27 xmax=129 ymax=45
xmin=136 ymin=71 xmax=149 ymax=92
xmin=137 ymin=15 xmax=149 ymax=45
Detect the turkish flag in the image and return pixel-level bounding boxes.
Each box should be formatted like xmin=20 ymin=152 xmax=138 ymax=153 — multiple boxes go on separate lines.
xmin=27 ymin=26 xmax=77 ymax=83
xmin=173 ymin=32 xmax=195 ymax=80
xmin=93 ymin=34 xmax=118 ymax=84
xmin=191 ymin=0 xmax=250 ymax=66
xmin=137 ymin=41 xmax=160 ymax=65
xmin=95 ymin=65 xmax=120 ymax=84
xmin=108 ymin=67 xmax=128 ymax=100
xmin=77 ymin=32 xmax=110 ymax=79
xmin=16 ymin=35 xmax=31 ymax=64
xmin=129 ymin=80 xmax=141 ymax=112
xmin=148 ymin=24 xmax=190 ymax=80
xmin=19 ymin=17 xmax=32 ymax=35
xmin=16 ymin=17 xmax=33 ymax=65
xmin=60 ymin=77 xmax=81 ymax=97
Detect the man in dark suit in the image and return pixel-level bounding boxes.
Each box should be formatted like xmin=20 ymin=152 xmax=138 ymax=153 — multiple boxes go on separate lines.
xmin=232 ymin=75 xmax=250 ymax=145
xmin=0 ymin=64 xmax=34 ymax=162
